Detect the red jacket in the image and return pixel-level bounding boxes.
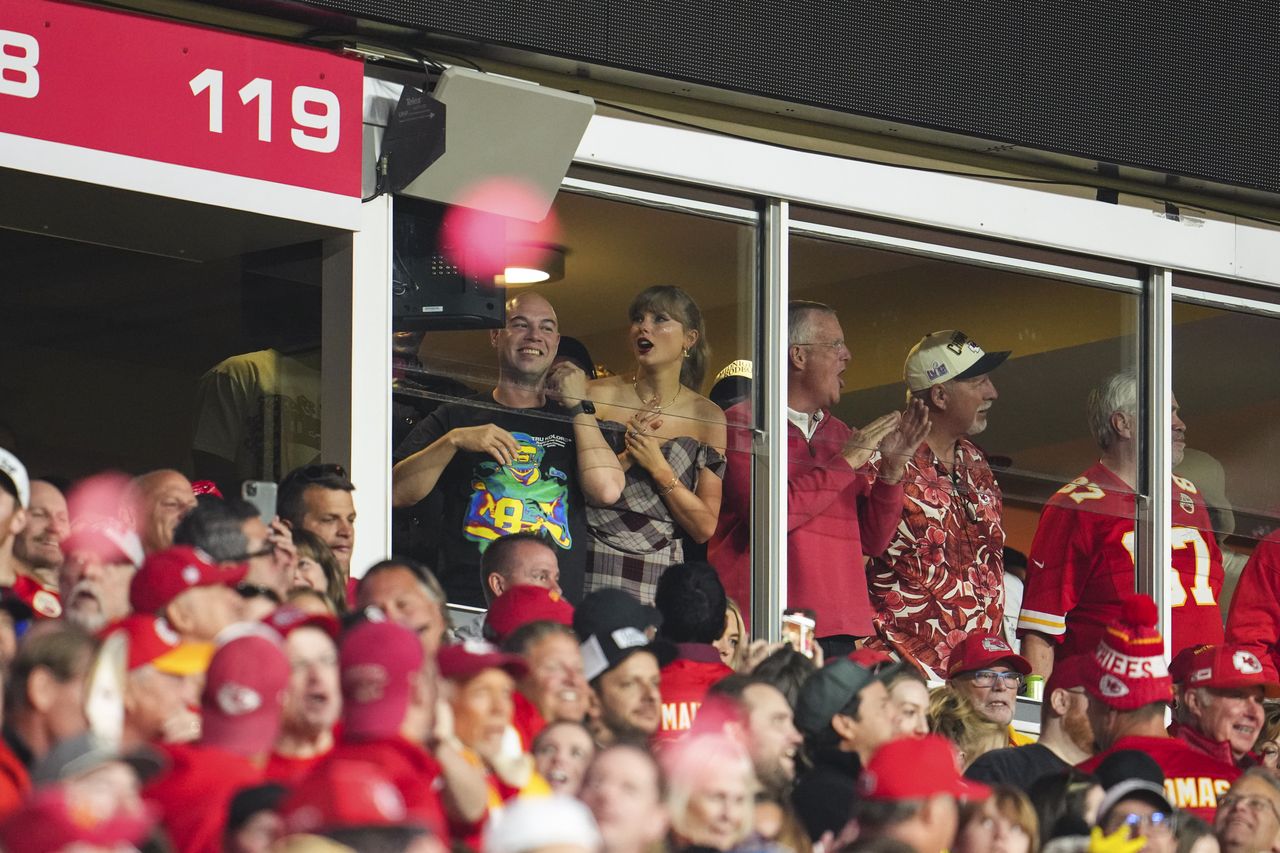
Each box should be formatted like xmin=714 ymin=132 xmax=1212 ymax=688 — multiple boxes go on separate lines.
xmin=658 ymin=644 xmax=734 ymax=741
xmin=1226 ymin=530 xmax=1280 ymax=675
xmin=1079 ymin=734 xmax=1239 ymax=821
xmin=144 ymin=743 xmax=262 ymax=853
xmin=263 ymin=749 xmax=328 ymax=786
xmin=708 ymin=401 xmax=903 ymax=636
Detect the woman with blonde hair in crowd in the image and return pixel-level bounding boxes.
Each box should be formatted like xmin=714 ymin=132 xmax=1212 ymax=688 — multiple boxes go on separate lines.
xmin=928 ymin=685 xmax=1006 ymax=770
xmin=885 ymin=668 xmax=931 ymax=738
xmin=662 ymin=734 xmax=758 ymax=852
xmin=585 ymin=285 xmax=728 ymax=604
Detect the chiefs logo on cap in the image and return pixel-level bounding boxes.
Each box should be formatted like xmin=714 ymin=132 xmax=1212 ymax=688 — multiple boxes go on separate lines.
xmin=181 ymin=565 xmax=201 ymax=585
xmin=1233 ymin=650 xmax=1264 ymax=675
xmin=981 ymin=637 xmax=1011 ymax=653
xmin=217 ymin=683 xmax=263 ymax=716
xmin=1099 ymin=674 xmax=1130 ymax=698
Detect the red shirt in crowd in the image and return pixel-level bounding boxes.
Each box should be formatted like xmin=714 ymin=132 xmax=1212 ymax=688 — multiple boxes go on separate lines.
xmin=0 ymin=739 xmax=29 ymax=819
xmin=143 ymin=742 xmax=263 ymax=853
xmin=1226 ymin=529 xmax=1280 ymax=675
xmin=865 ymin=439 xmax=1005 ymax=675
xmin=322 ymin=736 xmax=448 ymax=839
xmin=263 ymin=750 xmax=329 ymax=787
xmin=1019 ymin=463 xmax=1224 ymax=661
xmin=709 ymin=401 xmax=903 ymax=636
xmin=1078 ymin=734 xmax=1239 ymax=821
xmin=511 ymin=691 xmax=546 ymax=750
xmin=657 ymin=644 xmax=734 ymax=741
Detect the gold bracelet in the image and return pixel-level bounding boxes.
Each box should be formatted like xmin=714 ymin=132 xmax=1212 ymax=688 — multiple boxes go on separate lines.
xmin=658 ymin=476 xmax=679 ymax=496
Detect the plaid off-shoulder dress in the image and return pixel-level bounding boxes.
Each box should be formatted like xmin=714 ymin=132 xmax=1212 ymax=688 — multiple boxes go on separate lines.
xmin=584 ymin=432 xmax=726 ymax=604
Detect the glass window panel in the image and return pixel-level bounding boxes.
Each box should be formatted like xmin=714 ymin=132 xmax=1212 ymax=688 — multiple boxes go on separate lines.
xmin=1171 ymin=275 xmax=1280 ymax=672
xmin=788 ymin=213 xmax=1142 ymax=683
xmin=390 ymin=183 xmax=757 ymax=646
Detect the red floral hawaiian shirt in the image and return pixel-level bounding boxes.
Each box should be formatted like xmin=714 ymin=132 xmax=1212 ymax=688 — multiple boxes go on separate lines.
xmin=866 ymin=438 xmax=1005 ymax=675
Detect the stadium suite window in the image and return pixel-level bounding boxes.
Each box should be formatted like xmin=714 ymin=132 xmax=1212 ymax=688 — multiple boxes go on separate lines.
xmin=788 ymin=208 xmax=1147 ymax=665
xmin=1170 ymin=276 xmax=1280 ymax=645
xmin=389 ymin=181 xmax=758 ymax=625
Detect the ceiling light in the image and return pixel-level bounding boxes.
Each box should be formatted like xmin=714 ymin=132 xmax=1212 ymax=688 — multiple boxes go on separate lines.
xmin=496 ymin=242 xmax=565 ymax=286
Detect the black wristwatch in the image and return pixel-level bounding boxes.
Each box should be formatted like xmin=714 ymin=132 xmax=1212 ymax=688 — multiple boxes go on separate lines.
xmin=564 ymin=400 xmax=596 ymax=416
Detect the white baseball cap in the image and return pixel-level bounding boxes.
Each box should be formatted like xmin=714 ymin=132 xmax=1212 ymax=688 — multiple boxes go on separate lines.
xmin=483 ymin=794 xmax=601 ymax=853
xmin=0 ymin=448 xmax=29 ymax=508
xmin=904 ymin=330 xmax=1010 ymax=392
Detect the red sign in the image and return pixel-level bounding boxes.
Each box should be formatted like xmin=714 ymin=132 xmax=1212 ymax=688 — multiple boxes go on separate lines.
xmin=0 ymin=0 xmax=363 ymax=197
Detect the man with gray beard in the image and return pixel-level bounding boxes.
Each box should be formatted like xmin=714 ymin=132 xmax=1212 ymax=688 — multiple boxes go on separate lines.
xmin=58 ymin=520 xmax=142 ymax=633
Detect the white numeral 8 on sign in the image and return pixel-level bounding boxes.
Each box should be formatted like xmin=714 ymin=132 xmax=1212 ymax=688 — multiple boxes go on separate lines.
xmin=0 ymin=30 xmax=40 ymax=99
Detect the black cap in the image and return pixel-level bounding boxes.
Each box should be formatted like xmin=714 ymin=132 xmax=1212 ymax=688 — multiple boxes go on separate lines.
xmin=573 ymin=588 xmax=662 ymax=641
xmin=579 ymin=625 xmax=675 ymax=682
xmin=794 ymin=659 xmax=879 ymax=737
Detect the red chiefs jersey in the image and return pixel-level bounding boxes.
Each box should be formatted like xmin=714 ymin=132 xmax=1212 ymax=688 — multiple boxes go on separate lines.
xmin=1018 ymin=463 xmax=1224 ymax=660
xmin=657 ymin=646 xmax=734 ymax=741
xmin=1079 ymin=735 xmax=1239 ymax=821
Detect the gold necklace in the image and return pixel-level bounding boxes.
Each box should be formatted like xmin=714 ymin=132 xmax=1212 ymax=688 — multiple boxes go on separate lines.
xmin=633 ymin=377 xmax=682 ymax=413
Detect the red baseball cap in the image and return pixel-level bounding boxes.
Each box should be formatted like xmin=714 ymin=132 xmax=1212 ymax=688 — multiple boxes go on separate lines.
xmin=1044 ymin=654 xmax=1093 ymax=698
xmin=200 ymin=633 xmax=290 ymax=758
xmin=280 ymin=758 xmax=415 ymax=835
xmin=129 ymin=545 xmax=247 ymax=614
xmin=104 ymin=613 xmax=214 ymax=675
xmin=1169 ymin=644 xmax=1214 ymax=685
xmin=946 ymin=631 xmax=1031 ymax=678
xmin=1183 ymin=644 xmax=1280 ymax=697
xmin=263 ymin=605 xmax=340 ymax=641
xmin=483 ymin=585 xmax=574 ymax=643
xmin=61 ymin=516 xmax=144 ymax=568
xmin=858 ymin=735 xmax=991 ymax=801
xmin=438 ymin=640 xmax=529 ymax=682
xmin=340 ymin=619 xmax=424 ymax=740
xmin=0 ymin=787 xmax=155 ymax=852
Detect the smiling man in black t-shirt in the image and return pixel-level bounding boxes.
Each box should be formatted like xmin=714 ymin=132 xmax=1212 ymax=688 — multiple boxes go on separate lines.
xmin=392 ymin=292 xmax=623 ymax=606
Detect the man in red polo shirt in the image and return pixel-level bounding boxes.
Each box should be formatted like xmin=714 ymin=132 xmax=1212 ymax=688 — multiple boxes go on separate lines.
xmin=144 ymin=631 xmax=290 ymax=853
xmin=710 ymin=301 xmax=927 ymax=652
xmin=1077 ymin=595 xmax=1239 ymax=821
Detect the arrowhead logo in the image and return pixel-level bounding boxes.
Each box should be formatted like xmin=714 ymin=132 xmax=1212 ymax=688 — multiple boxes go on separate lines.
xmin=1099 ymin=674 xmax=1130 ymax=698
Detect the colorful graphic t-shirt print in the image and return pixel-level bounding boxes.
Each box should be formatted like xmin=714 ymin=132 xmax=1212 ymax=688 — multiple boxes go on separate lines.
xmin=463 ymin=431 xmax=572 ymax=550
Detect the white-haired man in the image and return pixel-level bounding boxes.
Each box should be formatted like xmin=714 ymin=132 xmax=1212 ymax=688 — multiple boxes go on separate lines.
xmin=1019 ymin=369 xmax=1224 ymax=678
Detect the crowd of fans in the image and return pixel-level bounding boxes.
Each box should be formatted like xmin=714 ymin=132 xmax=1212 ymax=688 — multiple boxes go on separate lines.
xmin=2 ymin=286 xmax=1280 ymax=852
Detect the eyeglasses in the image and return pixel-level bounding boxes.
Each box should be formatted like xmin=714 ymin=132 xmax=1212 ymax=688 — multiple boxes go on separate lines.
xmin=235 ymin=583 xmax=282 ymax=605
xmin=793 ymin=340 xmax=847 ymax=351
xmin=966 ymin=670 xmax=1025 ymax=689
xmin=231 ymin=544 xmax=276 ymax=561
xmin=1104 ymin=811 xmax=1174 ymax=837
xmin=1219 ymin=794 xmax=1280 ymax=822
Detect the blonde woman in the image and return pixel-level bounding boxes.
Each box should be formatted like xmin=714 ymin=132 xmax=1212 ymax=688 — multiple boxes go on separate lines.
xmin=585 ymin=285 xmax=728 ymax=603
xmin=928 ymin=684 xmax=1006 ymax=770
xmin=662 ymin=734 xmax=757 ymax=852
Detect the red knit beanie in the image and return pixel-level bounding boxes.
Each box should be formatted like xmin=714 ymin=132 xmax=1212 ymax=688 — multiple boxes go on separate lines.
xmin=1088 ymin=594 xmax=1172 ymax=710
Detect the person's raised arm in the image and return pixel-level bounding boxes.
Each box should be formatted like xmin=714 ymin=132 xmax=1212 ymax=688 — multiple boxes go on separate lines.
xmin=623 ymin=407 xmax=727 ymax=543
xmin=392 ymin=421 xmax=520 ymax=508
xmin=546 ymin=362 xmax=624 ymax=507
